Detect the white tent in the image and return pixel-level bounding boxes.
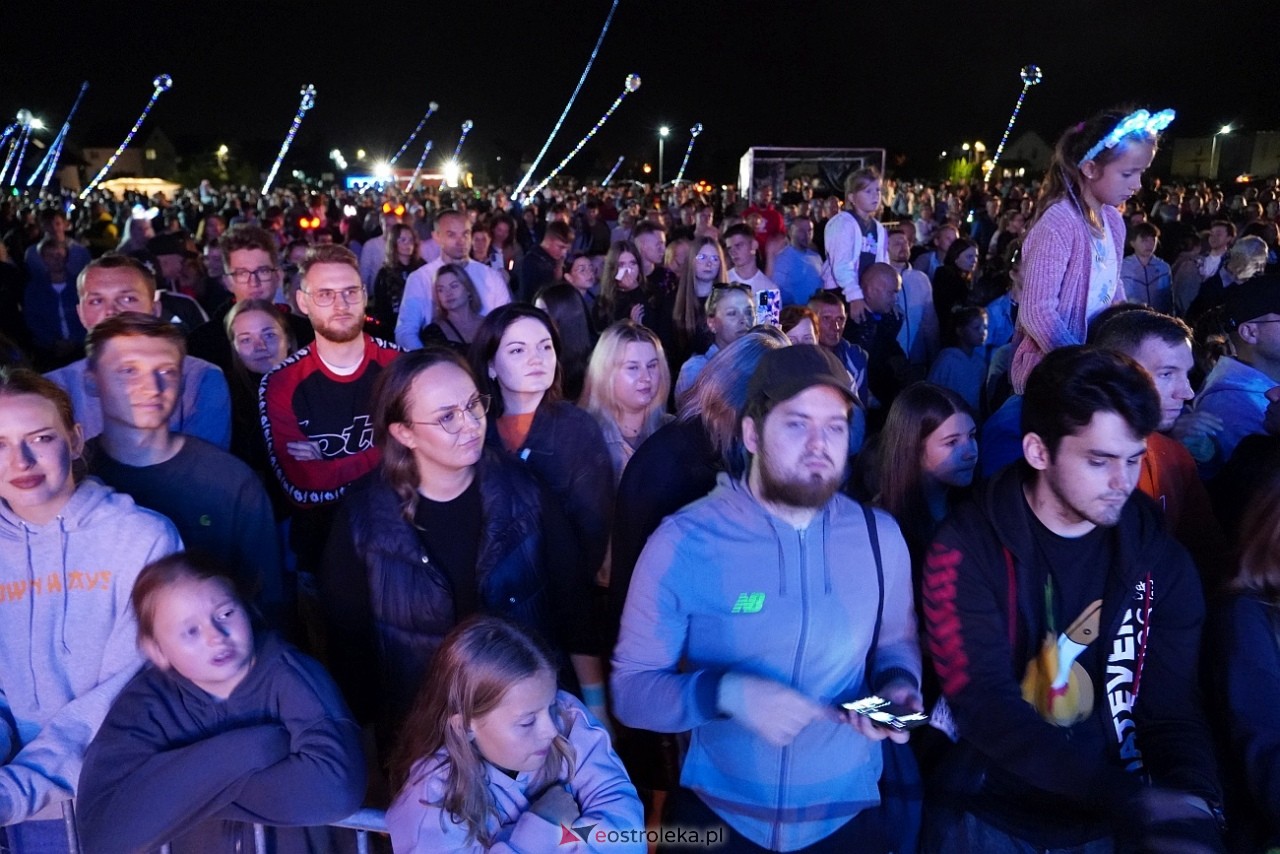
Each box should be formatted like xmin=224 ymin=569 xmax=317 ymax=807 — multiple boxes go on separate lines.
xmin=97 ymin=176 xmax=182 ymax=199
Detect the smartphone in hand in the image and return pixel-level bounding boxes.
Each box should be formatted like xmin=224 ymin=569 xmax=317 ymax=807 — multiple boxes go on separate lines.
xmin=842 ymin=696 xmax=930 ymax=731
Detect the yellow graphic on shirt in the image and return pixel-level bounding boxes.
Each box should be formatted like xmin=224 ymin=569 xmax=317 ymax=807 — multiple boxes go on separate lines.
xmin=1021 ymin=599 xmax=1102 ymax=727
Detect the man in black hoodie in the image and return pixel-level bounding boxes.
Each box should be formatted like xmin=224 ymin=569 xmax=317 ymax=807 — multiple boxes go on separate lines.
xmin=922 ymin=346 xmax=1225 ymax=853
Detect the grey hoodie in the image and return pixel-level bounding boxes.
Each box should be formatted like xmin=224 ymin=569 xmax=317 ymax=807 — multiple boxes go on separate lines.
xmin=0 ymin=478 xmax=181 ymax=824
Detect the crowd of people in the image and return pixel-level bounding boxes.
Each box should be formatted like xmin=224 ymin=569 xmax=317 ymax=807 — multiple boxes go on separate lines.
xmin=2 ymin=103 xmax=1280 ymax=853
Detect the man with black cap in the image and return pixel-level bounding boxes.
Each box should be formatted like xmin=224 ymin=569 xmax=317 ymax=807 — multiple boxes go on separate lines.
xmin=145 ymin=232 xmax=209 ymax=334
xmin=612 ymin=345 xmax=921 ymax=852
xmin=1196 ymin=275 xmax=1280 ymax=471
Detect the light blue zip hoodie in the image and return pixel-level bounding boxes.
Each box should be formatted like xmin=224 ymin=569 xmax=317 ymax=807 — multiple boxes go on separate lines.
xmin=0 ymin=478 xmax=181 ymax=824
xmin=611 ymin=475 xmax=920 ymax=851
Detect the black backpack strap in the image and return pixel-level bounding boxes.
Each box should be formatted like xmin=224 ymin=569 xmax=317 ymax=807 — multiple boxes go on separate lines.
xmin=862 ymin=503 xmax=885 ymax=692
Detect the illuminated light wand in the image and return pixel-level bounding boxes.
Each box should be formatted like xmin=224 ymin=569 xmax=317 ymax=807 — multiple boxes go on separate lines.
xmin=452 ymin=120 xmax=474 ymax=161
xmin=984 ymin=65 xmax=1043 ymax=182
xmin=408 ymin=140 xmax=434 ymax=189
xmin=673 ymin=123 xmax=703 ymax=185
xmin=0 ymin=114 xmax=32 ymax=187
xmin=530 ymin=73 xmax=641 ymax=197
xmin=389 ymin=101 xmax=438 ymax=166
xmin=30 ymin=81 xmax=89 ymax=190
xmin=261 ymin=84 xmax=317 ymax=195
xmin=512 ymin=0 xmax=619 ymax=197
xmin=80 ymin=74 xmax=173 ymax=199
xmin=601 ymin=155 xmax=625 ymax=186
xmin=0 ymin=125 xmax=16 ymax=188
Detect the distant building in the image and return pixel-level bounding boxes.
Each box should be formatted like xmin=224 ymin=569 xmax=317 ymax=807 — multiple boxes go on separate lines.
xmin=997 ymin=131 xmax=1052 ymax=177
xmin=1171 ymin=130 xmax=1279 ymax=181
xmin=79 ymin=126 xmax=177 ymax=183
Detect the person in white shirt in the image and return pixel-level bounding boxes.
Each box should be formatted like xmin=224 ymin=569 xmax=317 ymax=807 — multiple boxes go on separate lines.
xmin=395 ymin=211 xmax=511 ymax=350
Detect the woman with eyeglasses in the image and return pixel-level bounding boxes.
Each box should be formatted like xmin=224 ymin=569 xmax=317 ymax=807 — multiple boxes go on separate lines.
xmin=319 ymin=347 xmax=590 ymax=769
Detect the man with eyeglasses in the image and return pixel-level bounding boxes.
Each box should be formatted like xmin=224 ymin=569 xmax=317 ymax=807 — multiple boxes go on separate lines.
xmin=186 ymin=225 xmax=314 ymax=373
xmin=45 ymin=253 xmax=232 ymax=447
xmin=260 ymin=245 xmax=400 ymax=574
xmin=1195 ymin=276 xmax=1280 ymax=472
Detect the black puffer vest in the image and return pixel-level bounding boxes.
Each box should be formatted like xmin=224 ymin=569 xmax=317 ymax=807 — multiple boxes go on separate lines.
xmin=345 ymin=449 xmax=550 ymax=725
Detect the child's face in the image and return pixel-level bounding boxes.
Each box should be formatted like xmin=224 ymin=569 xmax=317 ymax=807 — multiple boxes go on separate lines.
xmin=143 ymin=578 xmax=254 ymax=700
xmin=1084 ymin=141 xmax=1155 ymax=209
xmin=467 ymin=671 xmax=558 ymax=774
xmin=1132 ymin=234 xmax=1157 ymax=258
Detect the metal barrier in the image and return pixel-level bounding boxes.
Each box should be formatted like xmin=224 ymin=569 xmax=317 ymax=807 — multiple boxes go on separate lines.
xmin=18 ymin=801 xmax=389 ymax=854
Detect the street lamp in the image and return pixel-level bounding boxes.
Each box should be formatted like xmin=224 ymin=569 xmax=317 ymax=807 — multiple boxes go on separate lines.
xmin=658 ymin=125 xmax=670 ymax=185
xmin=1210 ymin=124 xmax=1233 ymax=180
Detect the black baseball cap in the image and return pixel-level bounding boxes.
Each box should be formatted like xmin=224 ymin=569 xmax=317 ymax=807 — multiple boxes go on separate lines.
xmin=1227 ymin=275 xmax=1280 ymax=328
xmin=746 ymin=345 xmax=857 ymax=409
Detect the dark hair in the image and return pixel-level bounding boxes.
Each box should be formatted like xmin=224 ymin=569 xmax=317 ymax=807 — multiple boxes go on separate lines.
xmin=533 ymin=284 xmax=593 ymax=402
xmin=780 ymin=305 xmax=819 ymax=335
xmin=943 ymin=237 xmax=977 ymax=269
xmin=468 ymin=304 xmax=564 ymax=418
xmin=132 ymin=551 xmax=247 ymax=643
xmin=1129 ymin=221 xmax=1161 ymax=242
xmin=876 ymin=382 xmax=975 ymax=561
xmin=807 ymin=289 xmax=846 ymax=310
xmin=1089 ymin=307 xmax=1191 ymax=354
xmin=722 ymin=222 xmax=755 ymax=244
xmin=1235 ymin=466 xmax=1280 ymax=601
xmin=373 ymin=347 xmax=476 ymax=522
xmin=543 ymin=220 xmax=574 ymax=245
xmin=86 ymin=313 xmax=187 ymax=370
xmin=631 ymin=220 xmax=666 ymax=241
xmin=950 ymin=304 xmax=987 ymax=333
xmin=218 ymin=224 xmax=280 ymax=267
xmin=1021 ymin=346 xmax=1161 ymax=457
xmin=1210 ymin=219 xmax=1237 ymax=238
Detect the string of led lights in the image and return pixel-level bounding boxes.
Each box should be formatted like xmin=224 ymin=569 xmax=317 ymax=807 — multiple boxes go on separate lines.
xmin=261 ymin=84 xmax=317 ymax=195
xmin=80 ymin=75 xmax=172 ymax=199
xmin=984 ymin=65 xmax=1043 ymax=182
xmin=601 ymin=155 xmax=625 ymax=186
xmin=30 ymin=82 xmax=89 ymax=190
xmin=673 ymin=123 xmax=703 ymax=185
xmin=529 ymin=74 xmax=641 ymax=197
xmin=512 ymin=0 xmax=620 ymax=197
xmin=10 ymin=117 xmax=34 ymax=185
xmin=0 ymin=117 xmax=29 ymax=187
xmin=452 ymin=120 xmax=474 ymax=161
xmin=389 ymin=101 xmax=439 ymax=166
xmin=409 ymin=139 xmax=434 ymax=189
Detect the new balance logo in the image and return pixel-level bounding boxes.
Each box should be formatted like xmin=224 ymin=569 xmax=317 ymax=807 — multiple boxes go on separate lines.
xmin=731 ymin=592 xmax=765 ymax=614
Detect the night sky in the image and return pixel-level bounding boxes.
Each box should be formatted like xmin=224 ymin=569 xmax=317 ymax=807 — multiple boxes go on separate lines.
xmin=5 ymin=0 xmax=1279 ymax=184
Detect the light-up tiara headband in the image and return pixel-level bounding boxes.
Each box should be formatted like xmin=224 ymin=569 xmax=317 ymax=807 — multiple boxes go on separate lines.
xmin=1078 ymin=108 xmax=1175 ymax=166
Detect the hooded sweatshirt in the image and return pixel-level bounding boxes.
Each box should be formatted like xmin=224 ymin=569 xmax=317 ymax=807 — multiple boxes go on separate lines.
xmin=611 ymin=475 xmax=920 ymax=852
xmin=1196 ymin=355 xmax=1276 ymax=472
xmin=76 ymin=633 xmax=366 ymax=853
xmin=922 ymin=465 xmax=1221 ymax=848
xmin=0 ymin=478 xmax=181 ymax=825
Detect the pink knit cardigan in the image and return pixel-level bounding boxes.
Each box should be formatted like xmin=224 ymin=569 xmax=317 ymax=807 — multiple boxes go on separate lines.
xmin=1010 ymin=201 xmax=1127 ymax=393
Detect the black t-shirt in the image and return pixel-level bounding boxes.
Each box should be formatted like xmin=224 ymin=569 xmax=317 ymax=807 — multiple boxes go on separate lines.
xmin=1028 ymin=512 xmax=1110 ymax=675
xmin=413 ymin=478 xmax=482 ymax=619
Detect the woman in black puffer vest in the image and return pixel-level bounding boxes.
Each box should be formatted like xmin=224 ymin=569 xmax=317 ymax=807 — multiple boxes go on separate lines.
xmin=320 ymin=347 xmax=586 ymax=770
